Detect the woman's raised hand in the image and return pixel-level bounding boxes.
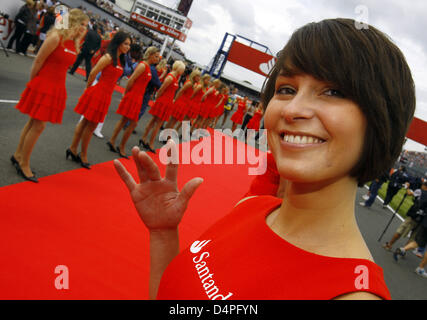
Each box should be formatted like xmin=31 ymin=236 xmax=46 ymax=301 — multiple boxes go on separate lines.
xmin=113 ymin=141 xmax=203 ymax=231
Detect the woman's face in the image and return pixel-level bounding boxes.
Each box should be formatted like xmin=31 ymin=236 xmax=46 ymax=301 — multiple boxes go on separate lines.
xmin=119 ymin=38 xmax=131 ymax=54
xmin=264 ymin=72 xmax=366 ymax=184
xmin=148 ymin=52 xmax=160 ymax=65
xmin=73 ymin=19 xmax=89 ymax=39
xmin=194 ymin=75 xmax=201 ymax=83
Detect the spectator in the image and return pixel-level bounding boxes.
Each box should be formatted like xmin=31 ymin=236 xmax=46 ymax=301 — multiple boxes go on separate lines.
xmin=359 ymin=174 xmax=388 ymax=208
xmin=35 ymin=5 xmax=56 ymax=54
xmin=68 ymin=24 xmax=102 ymax=81
xmin=7 ymin=0 xmax=35 ymax=53
xmin=393 ymin=181 xmax=427 ymax=278
xmin=382 ymin=166 xmax=409 ymax=208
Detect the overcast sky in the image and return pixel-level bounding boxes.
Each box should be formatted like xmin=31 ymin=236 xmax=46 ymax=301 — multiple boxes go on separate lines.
xmin=123 ymin=0 xmax=427 ymax=151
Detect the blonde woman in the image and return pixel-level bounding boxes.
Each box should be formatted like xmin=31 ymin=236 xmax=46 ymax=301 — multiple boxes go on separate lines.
xmin=11 ymin=8 xmax=89 ymax=182
xmin=156 ymin=58 xmax=168 ymax=82
xmin=199 ymin=78 xmax=222 ymax=129
xmin=165 ymin=69 xmax=201 ymax=131
xmin=189 ymin=74 xmax=211 ymax=130
xmin=140 ymin=60 xmax=185 ymax=153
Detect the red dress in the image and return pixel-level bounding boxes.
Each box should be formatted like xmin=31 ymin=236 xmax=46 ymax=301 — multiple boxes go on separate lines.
xmin=116 ymin=61 xmax=151 ymax=121
xmin=209 ymin=93 xmax=226 ymax=118
xmin=149 ymin=73 xmax=179 ymax=122
xmin=74 ymin=58 xmax=123 ymax=123
xmin=247 ymin=110 xmax=263 ymax=130
xmin=230 ymin=100 xmax=247 ymax=124
xmin=186 ymin=85 xmax=205 ymax=119
xmin=200 ymin=88 xmax=218 ymax=119
xmin=157 ymin=196 xmax=391 ymax=300
xmin=15 ymin=39 xmax=78 ymax=123
xmin=171 ymin=80 xmax=194 ymax=121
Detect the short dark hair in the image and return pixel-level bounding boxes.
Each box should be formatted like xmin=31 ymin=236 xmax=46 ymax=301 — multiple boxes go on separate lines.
xmin=261 ymin=18 xmax=416 ymax=184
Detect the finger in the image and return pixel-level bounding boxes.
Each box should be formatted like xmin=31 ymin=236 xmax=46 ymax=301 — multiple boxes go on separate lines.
xmin=165 ymin=139 xmax=179 ymax=182
xmin=113 ymin=159 xmax=137 ymax=192
xmin=179 ymin=177 xmax=204 ymax=204
xmin=132 ymin=146 xmax=148 ymax=182
xmin=138 ymin=149 xmax=162 ymax=181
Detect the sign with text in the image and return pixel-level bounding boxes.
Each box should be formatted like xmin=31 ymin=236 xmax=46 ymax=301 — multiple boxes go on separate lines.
xmin=227 ymin=41 xmax=276 ymax=77
xmin=130 ymin=12 xmax=187 ymax=42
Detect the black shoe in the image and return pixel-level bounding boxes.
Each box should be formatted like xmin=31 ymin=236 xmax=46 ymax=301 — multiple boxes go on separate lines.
xmin=15 ymin=162 xmax=38 ymax=183
xmin=146 ymin=145 xmax=156 ymax=154
xmin=393 ymin=248 xmax=405 ymax=262
xmin=66 ymin=148 xmax=80 ymax=163
xmin=117 ymin=146 xmax=129 ymax=160
xmin=10 ymin=155 xmax=18 ymax=167
xmin=139 ymin=139 xmax=148 ymax=149
xmin=106 ymin=141 xmax=117 ymax=153
xmin=77 ymin=153 xmax=91 ymax=169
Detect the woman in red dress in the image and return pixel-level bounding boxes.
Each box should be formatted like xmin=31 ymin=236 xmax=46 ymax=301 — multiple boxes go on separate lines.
xmin=209 ymin=85 xmax=228 ymax=128
xmin=11 ymin=9 xmax=89 ymax=183
xmin=230 ymin=96 xmax=248 ymax=132
xmin=67 ymin=31 xmax=131 ymax=169
xmin=140 ymin=60 xmax=185 ymax=153
xmin=166 ymin=69 xmax=201 ymax=131
xmin=187 ymin=74 xmax=211 ymax=131
xmin=198 ymin=79 xmax=222 ymax=129
xmin=106 ymin=46 xmax=160 ymax=159
xmin=246 ymin=103 xmax=264 ymax=141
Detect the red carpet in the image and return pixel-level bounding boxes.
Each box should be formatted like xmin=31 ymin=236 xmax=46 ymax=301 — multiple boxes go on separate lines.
xmin=0 ymin=130 xmax=264 ymax=299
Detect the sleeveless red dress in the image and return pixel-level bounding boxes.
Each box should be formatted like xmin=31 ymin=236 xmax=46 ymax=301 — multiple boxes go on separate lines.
xmin=200 ymin=88 xmax=218 ymax=119
xmin=187 ymin=86 xmax=205 ymax=119
xmin=172 ymin=80 xmax=194 ymax=121
xmin=74 ymin=57 xmax=123 ymax=123
xmin=209 ymin=93 xmax=225 ymax=118
xmin=230 ymin=100 xmax=247 ymax=124
xmin=157 ymin=195 xmax=391 ymax=300
xmin=15 ymin=39 xmax=77 ymax=123
xmin=247 ymin=110 xmax=263 ymax=130
xmin=149 ymin=73 xmax=179 ymax=122
xmin=116 ymin=61 xmax=151 ymax=121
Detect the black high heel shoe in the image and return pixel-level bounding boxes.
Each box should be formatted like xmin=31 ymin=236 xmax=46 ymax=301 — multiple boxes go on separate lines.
xmin=106 ymin=141 xmax=117 ymax=153
xmin=11 ymin=155 xmax=37 ymax=175
xmin=15 ymin=162 xmax=39 ymax=183
xmin=116 ymin=146 xmax=129 ymax=159
xmin=66 ymin=148 xmax=79 ymax=163
xmin=77 ymin=153 xmax=91 ymax=170
xmin=138 ymin=139 xmax=148 ymax=149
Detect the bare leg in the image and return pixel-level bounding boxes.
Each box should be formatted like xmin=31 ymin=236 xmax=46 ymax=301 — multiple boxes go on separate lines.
xmin=385 ymin=233 xmax=401 ymax=249
xmin=109 ymin=117 xmax=127 ymax=146
xmin=14 ymin=117 xmax=34 ymax=161
xmin=148 ymin=118 xmax=163 ymax=149
xmin=142 ymin=117 xmax=157 ymax=142
xmin=18 ymin=119 xmax=46 ymax=177
xmin=79 ymin=120 xmax=98 ymax=163
xmin=70 ymin=117 xmax=87 ymax=155
xmin=420 ymin=252 xmax=427 ymax=269
xmin=119 ymin=120 xmax=138 ymax=154
xmin=403 ymin=241 xmax=419 ymax=252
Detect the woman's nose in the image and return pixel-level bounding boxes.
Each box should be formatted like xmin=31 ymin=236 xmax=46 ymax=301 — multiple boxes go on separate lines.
xmin=280 ymin=93 xmax=315 ymax=123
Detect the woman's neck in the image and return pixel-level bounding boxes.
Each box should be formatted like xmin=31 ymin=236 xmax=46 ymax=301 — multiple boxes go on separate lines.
xmin=270 ymin=176 xmax=362 ymax=252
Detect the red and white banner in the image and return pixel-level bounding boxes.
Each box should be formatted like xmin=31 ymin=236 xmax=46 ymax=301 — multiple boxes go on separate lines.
xmin=130 ymin=12 xmax=187 ymax=42
xmin=227 ymin=41 xmax=276 ymax=77
xmin=407 ymin=117 xmax=427 ymax=147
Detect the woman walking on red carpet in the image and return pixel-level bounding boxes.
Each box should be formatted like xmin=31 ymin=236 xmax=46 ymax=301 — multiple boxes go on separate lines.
xmin=67 ymin=31 xmax=131 ymax=169
xmin=106 ymin=46 xmax=160 ymax=159
xmin=11 ymin=9 xmax=89 ymax=183
xmin=140 ymin=60 xmax=186 ymax=153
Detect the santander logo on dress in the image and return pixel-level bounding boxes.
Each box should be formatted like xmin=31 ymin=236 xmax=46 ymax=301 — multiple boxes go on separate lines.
xmin=189 ymin=240 xmax=233 ymax=300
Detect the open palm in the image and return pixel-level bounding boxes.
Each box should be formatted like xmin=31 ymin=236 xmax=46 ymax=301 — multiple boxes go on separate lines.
xmin=113 ymin=142 xmax=203 ymax=231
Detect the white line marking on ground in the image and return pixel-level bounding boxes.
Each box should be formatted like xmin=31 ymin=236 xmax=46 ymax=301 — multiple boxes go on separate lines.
xmin=0 ymin=99 xmax=19 ymax=104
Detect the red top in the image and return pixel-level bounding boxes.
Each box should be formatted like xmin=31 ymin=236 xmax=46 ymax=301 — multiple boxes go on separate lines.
xmin=149 ymin=73 xmax=179 ymax=122
xmin=15 ymin=39 xmax=78 ymax=123
xmin=157 ymin=196 xmax=391 ymax=300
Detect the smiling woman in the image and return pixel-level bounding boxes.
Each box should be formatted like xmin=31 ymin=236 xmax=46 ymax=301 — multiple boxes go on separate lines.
xmin=114 ymin=18 xmax=415 ymax=300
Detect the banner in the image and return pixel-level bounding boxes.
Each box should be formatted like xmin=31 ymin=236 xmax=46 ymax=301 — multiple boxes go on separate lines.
xmin=130 ymin=12 xmax=187 ymax=42
xmin=407 ymin=116 xmax=427 ymax=147
xmin=227 ymin=41 xmax=276 ymax=77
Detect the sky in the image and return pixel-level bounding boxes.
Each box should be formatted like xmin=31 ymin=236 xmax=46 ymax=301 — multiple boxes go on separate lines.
xmin=118 ymin=0 xmax=427 ymax=152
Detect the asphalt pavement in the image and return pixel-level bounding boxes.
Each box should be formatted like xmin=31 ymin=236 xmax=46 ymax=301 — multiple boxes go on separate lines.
xmin=0 ymin=51 xmax=426 ymax=299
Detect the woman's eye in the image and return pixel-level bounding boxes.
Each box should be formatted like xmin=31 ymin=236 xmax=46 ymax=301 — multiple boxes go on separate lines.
xmin=275 ymin=86 xmax=296 ymax=95
xmin=324 ymin=89 xmax=345 ymax=98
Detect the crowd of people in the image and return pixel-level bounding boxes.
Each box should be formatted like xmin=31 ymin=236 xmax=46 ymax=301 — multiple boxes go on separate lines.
xmin=4 ymin=0 xmax=427 ymax=299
